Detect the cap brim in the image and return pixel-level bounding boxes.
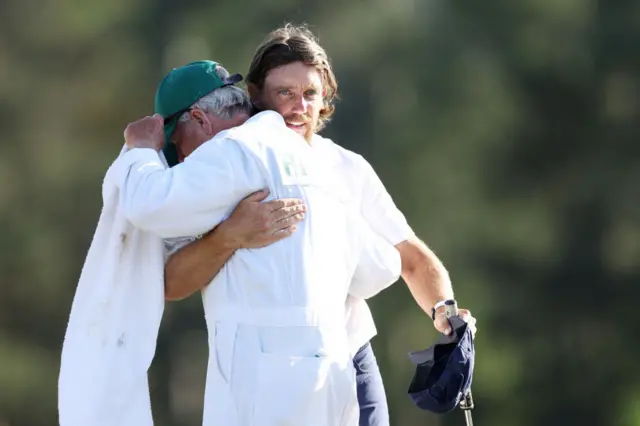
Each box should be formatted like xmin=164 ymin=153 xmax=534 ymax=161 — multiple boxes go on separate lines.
xmin=221 ymin=73 xmax=243 ymax=86
xmin=162 ymin=118 xmax=179 ymax=168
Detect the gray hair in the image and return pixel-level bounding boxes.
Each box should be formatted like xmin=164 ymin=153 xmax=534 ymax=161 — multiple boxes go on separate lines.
xmin=178 ymin=64 xmax=251 ymax=122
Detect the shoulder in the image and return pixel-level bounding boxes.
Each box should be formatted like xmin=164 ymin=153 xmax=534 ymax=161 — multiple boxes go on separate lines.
xmin=175 ymin=133 xmax=249 ymax=176
xmin=312 ymin=133 xmax=373 ymax=174
xmin=189 ymin=130 xmax=244 ymax=160
xmin=224 ymin=111 xmax=291 ymax=146
xmin=231 ymin=111 xmax=285 ymax=136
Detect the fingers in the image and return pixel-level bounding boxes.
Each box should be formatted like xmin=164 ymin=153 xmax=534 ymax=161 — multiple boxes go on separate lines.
xmin=267 ymin=199 xmax=307 ymax=228
xmin=228 ymin=195 xmax=305 ymax=249
xmin=255 ymin=225 xmax=298 ymax=247
xmin=458 ymin=309 xmax=477 ymax=337
xmin=253 ymin=224 xmax=299 ymax=248
xmin=124 ymin=115 xmax=165 ymax=150
xmin=272 ymin=213 xmax=305 ymax=230
xmin=245 ymin=189 xmax=271 ymax=202
xmin=433 ymin=309 xmax=477 ymax=337
xmin=273 ymin=225 xmax=297 ymax=238
xmin=272 ymin=204 xmax=306 ymax=222
xmin=241 ymin=193 xmax=304 ymax=211
xmin=466 ymin=320 xmax=477 ymax=337
xmin=264 ymin=198 xmax=306 ymax=211
xmin=256 ymin=208 xmax=303 ymax=246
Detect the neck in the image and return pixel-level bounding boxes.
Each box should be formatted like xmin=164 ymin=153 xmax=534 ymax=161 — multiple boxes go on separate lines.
xmin=249 ymin=101 xmax=262 ymax=117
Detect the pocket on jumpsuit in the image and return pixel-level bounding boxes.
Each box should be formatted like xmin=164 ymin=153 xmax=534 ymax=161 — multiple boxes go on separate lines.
xmin=253 ymin=353 xmax=354 ymax=426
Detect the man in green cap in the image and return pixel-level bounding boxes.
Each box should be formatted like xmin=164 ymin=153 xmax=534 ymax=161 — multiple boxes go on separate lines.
xmin=155 ymin=60 xmax=244 ymax=166
xmin=119 ymin=59 xmax=403 ymax=426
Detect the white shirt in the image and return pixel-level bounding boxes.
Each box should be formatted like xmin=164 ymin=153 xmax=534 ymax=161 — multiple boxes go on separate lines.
xmin=117 ymin=110 xmax=401 ymax=318
xmin=310 ymin=134 xmax=416 ymax=350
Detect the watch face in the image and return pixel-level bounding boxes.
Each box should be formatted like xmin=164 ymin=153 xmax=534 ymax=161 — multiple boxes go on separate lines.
xmin=432 ymin=299 xmax=458 ymax=320
xmin=444 ymin=301 xmax=458 ymax=318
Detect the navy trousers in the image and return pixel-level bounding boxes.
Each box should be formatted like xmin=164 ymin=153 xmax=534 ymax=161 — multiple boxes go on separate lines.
xmin=353 ymin=341 xmax=389 ymax=426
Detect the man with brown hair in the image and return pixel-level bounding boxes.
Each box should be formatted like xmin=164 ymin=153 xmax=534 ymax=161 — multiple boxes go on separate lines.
xmin=162 ymin=24 xmax=476 ymax=426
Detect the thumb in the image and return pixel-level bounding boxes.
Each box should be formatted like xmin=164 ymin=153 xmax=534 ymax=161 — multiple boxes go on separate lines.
xmin=152 ymin=113 xmax=164 ymax=124
xmin=245 ymin=188 xmax=270 ymax=202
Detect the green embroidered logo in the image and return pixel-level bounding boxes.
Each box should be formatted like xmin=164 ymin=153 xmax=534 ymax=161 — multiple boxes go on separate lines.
xmin=282 ymin=153 xmax=308 ymax=177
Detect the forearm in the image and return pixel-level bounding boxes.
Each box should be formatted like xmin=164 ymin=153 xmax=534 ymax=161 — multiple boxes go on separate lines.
xmin=397 ymin=237 xmax=454 ymax=314
xmin=164 ymin=224 xmax=238 ymax=301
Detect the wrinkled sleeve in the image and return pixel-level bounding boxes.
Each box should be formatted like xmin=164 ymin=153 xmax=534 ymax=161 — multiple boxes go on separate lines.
xmin=115 ymin=137 xmax=265 ymax=239
xmin=348 ymin=214 xmax=402 ymax=300
xmin=357 ymin=156 xmax=415 ymax=245
xmin=163 ymin=236 xmax=195 ymax=260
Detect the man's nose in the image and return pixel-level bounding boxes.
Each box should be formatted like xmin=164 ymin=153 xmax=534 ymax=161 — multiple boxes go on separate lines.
xmin=290 ymin=95 xmax=308 ymax=114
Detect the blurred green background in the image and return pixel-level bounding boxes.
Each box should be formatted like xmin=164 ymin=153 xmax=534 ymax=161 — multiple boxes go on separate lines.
xmin=1 ymin=0 xmax=639 ymax=425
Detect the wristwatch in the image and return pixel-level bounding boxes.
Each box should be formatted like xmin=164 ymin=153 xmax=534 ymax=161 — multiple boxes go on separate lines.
xmin=431 ymin=299 xmax=456 ymax=321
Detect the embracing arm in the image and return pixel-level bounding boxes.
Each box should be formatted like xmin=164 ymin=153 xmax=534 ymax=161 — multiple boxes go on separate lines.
xmin=118 ymin=115 xmax=261 ymax=238
xmin=164 ymin=191 xmax=307 ymax=300
xmin=115 ymin=139 xmax=261 ymax=238
xmin=164 ymin=225 xmax=237 ymax=301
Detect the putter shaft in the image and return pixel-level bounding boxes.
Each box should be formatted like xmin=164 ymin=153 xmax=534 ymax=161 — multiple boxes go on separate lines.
xmin=444 ymin=301 xmax=475 ymax=426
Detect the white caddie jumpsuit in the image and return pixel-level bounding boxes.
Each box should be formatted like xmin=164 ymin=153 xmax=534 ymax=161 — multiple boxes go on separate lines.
xmin=117 ymin=111 xmax=402 ymax=426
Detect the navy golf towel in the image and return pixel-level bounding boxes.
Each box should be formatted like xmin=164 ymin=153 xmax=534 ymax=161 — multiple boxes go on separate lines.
xmin=407 ymin=316 xmax=475 ymax=414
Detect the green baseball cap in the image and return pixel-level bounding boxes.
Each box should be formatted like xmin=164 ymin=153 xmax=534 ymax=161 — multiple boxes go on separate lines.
xmin=154 ymin=60 xmax=243 ymax=167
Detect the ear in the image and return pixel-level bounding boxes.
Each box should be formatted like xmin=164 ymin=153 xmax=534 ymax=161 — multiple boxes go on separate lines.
xmin=190 ymin=109 xmax=206 ymax=124
xmin=247 ymin=83 xmax=262 ymax=107
xmin=190 ymin=109 xmax=213 ymax=134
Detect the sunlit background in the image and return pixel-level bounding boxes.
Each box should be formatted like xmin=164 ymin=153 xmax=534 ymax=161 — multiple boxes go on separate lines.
xmin=2 ymin=0 xmax=639 ymax=425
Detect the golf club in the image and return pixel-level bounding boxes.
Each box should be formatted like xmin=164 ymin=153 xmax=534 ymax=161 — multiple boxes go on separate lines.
xmin=443 ymin=300 xmax=475 ymax=426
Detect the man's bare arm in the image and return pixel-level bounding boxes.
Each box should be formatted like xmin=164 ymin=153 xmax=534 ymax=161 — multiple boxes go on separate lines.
xmin=396 ymin=237 xmax=453 ymax=312
xmin=164 ymin=224 xmax=237 ymax=301
xmin=164 ymin=190 xmax=306 ymax=301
